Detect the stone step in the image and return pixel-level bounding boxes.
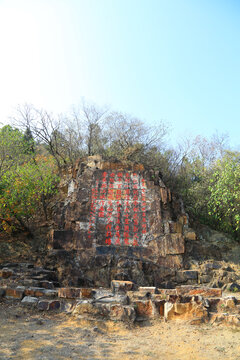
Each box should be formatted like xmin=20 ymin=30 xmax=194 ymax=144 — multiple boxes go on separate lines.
xmin=3 ymin=286 xmax=57 ymax=299
xmin=58 ymin=287 xmax=93 ymax=299
xmin=176 ymin=285 xmax=222 ymax=297
xmin=1 ymin=280 xmax=239 ymax=326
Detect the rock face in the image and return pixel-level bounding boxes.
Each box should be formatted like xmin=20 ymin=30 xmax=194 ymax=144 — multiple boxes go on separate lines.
xmin=47 ymin=157 xmax=192 ymax=288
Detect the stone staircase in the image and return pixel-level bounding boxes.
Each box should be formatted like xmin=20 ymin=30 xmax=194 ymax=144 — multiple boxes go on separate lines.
xmin=0 ymin=263 xmax=240 ymax=327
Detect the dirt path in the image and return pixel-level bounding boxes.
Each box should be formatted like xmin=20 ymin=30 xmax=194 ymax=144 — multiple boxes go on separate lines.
xmin=0 ymin=300 xmax=240 ymax=360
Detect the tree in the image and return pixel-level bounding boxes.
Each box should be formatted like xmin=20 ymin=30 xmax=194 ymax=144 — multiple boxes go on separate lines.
xmin=103 ymin=112 xmax=169 ymax=163
xmin=160 ymin=133 xmax=229 ymax=224
xmin=208 ymin=151 xmax=240 ymax=236
xmin=0 ymin=155 xmax=59 ymax=234
xmin=0 ymin=125 xmax=28 ymax=177
xmin=72 ymin=100 xmax=108 ymax=156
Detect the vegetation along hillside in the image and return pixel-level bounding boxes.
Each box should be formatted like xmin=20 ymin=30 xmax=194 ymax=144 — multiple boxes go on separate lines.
xmin=0 ymin=102 xmax=240 ymax=243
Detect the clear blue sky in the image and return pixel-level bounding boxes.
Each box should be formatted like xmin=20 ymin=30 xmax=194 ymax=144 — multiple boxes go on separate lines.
xmin=0 ymin=0 xmax=239 ymax=148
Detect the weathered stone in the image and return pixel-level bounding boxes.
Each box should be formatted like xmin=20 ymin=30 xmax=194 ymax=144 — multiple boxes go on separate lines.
xmin=38 ymin=300 xmax=49 ymax=311
xmin=38 ymin=281 xmax=54 ymax=289
xmin=34 ymin=288 xmax=49 ymax=297
xmin=157 ymin=255 xmax=183 ymax=269
xmin=157 ymin=289 xmax=177 ymax=296
xmin=126 ymin=291 xmax=149 ymax=302
xmin=92 ymin=288 xmax=113 ymax=300
xmin=169 ymin=222 xmax=183 ymax=234
xmin=62 ymin=301 xmax=75 ymax=313
xmin=94 ymin=294 xmax=128 ymax=305
xmin=175 ymin=270 xmax=198 ymax=283
xmin=21 ymin=296 xmax=38 ymax=305
xmin=111 ymin=280 xmax=134 ymax=293
xmin=176 ymin=285 xmax=222 ymax=297
xmin=42 ymin=289 xmax=57 ymax=297
xmin=158 ymin=234 xmax=185 ymax=256
xmin=0 ymin=288 xmax=6 ymax=297
xmin=208 ymin=297 xmax=238 ymax=313
xmin=167 ymin=294 xmax=180 ymax=303
xmin=210 ymin=313 xmax=240 ymax=327
xmin=51 ymin=230 xmax=74 ymax=250
xmin=164 ymin=302 xmax=173 ymax=320
xmin=160 ymin=188 xmax=168 ymax=204
xmin=178 ymin=215 xmax=188 ymax=225
xmin=138 ymin=287 xmax=157 ymax=295
xmin=58 ymin=287 xmax=81 ymax=298
xmin=0 ymin=268 xmax=14 ymax=278
xmin=224 ymin=297 xmax=237 ymax=309
xmin=153 ymin=298 xmax=165 ymax=316
xmin=134 ymin=299 xmax=156 ymax=318
xmin=48 ymin=300 xmax=61 ymax=310
xmin=201 ymin=262 xmax=221 ymax=274
xmin=164 ymin=301 xmax=208 ymax=322
xmin=109 ymin=304 xmax=136 ymax=322
xmin=72 ymin=300 xmax=100 ymax=316
xmin=198 ymin=275 xmax=212 ymax=284
xmin=184 ymin=230 xmax=196 ymax=241
xmin=24 ymin=287 xmax=57 ymax=298
xmin=80 ymin=288 xmax=94 ymax=299
xmin=24 ymin=287 xmax=38 ymax=297
xmin=6 ymin=288 xmax=24 ymax=299
xmin=23 ymin=279 xmax=39 ymax=287
xmin=207 ymin=297 xmax=221 ymax=311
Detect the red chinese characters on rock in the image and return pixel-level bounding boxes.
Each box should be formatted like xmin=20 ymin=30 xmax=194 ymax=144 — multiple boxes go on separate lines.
xmin=105 ymin=199 xmax=113 ymax=245
xmin=99 ymin=172 xmax=108 ymax=218
xmin=132 ymin=173 xmax=139 ymax=245
xmin=141 ymin=179 xmax=147 ymax=234
xmin=107 ymin=172 xmax=115 ymax=201
xmin=115 ymin=201 xmax=121 ymax=245
xmin=88 ymin=179 xmax=99 ymax=239
xmin=105 ymin=172 xmax=115 ymax=244
xmin=88 ymin=170 xmax=148 ymax=247
xmin=123 ymin=200 xmax=130 ymax=245
xmin=99 ymin=171 xmax=107 ymax=199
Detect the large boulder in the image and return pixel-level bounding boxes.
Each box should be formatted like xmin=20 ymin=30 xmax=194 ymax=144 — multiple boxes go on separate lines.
xmin=45 ymin=157 xmax=194 ymax=288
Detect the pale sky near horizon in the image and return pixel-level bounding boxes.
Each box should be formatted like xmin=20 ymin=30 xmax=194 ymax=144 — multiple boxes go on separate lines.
xmin=0 ymin=0 xmax=239 ymax=149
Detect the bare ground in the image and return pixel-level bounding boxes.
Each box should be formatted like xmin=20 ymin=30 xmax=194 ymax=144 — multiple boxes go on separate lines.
xmin=0 ymin=300 xmax=240 ymax=360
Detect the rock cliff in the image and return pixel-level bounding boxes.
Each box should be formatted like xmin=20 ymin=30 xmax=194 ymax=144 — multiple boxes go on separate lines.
xmin=47 ymin=156 xmax=194 ymax=288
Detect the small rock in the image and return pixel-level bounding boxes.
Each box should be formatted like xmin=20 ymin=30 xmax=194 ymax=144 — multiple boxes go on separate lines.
xmin=165 ymin=301 xmax=208 ymax=322
xmin=6 ymin=288 xmax=24 ymax=299
xmin=48 ymin=300 xmax=61 ymax=310
xmin=73 ymin=300 xmax=100 ymax=316
xmin=93 ymin=326 xmax=104 ymax=334
xmin=111 ymin=280 xmax=134 ymax=293
xmin=176 ymin=270 xmax=198 ymax=283
xmin=184 ymin=231 xmax=197 ymax=241
xmin=39 ymin=281 xmax=54 ymax=289
xmin=43 ymin=289 xmax=57 ymax=297
xmin=0 ymin=288 xmax=6 ymax=298
xmin=1 ymin=268 xmax=14 ymax=278
xmin=94 ymin=294 xmax=128 ymax=305
xmin=210 ymin=313 xmax=240 ymax=327
xmin=110 ymin=304 xmax=136 ymax=322
xmin=134 ymin=299 xmax=156 ymax=318
xmin=38 ymin=300 xmax=50 ymax=311
xmin=138 ymin=287 xmax=157 ymax=295
xmin=80 ymin=288 xmax=94 ymax=299
xmin=21 ymin=296 xmax=38 ymax=305
xmin=58 ymin=287 xmax=81 ymax=299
